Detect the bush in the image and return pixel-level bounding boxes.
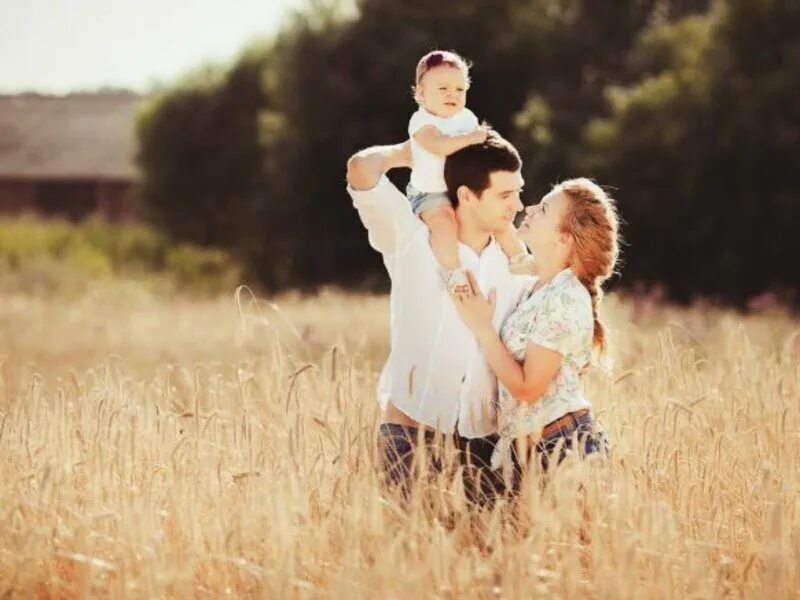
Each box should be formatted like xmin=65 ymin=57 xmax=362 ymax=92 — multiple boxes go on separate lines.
xmin=0 ymin=215 xmax=241 ymax=295
xmin=165 ymin=245 xmax=241 ymax=293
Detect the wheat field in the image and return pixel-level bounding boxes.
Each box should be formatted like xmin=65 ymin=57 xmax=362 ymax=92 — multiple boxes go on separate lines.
xmin=0 ymin=282 xmax=797 ymax=598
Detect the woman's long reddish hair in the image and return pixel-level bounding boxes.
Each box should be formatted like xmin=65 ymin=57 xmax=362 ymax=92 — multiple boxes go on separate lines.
xmin=554 ymin=178 xmax=620 ymax=355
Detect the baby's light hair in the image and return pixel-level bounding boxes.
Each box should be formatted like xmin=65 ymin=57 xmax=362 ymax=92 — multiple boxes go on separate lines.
xmin=413 ymin=50 xmax=471 ymax=95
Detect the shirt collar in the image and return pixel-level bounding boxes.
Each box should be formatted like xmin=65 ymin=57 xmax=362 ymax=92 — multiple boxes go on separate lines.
xmin=458 ymin=235 xmax=498 ymax=261
xmin=551 ymin=266 xmax=574 ymax=287
xmin=420 ymin=106 xmax=466 ymax=122
xmin=531 ymin=266 xmax=574 ymax=295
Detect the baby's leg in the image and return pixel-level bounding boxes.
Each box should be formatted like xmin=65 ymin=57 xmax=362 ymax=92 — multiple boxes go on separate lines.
xmin=421 ymin=204 xmax=460 ymax=271
xmin=497 ymin=224 xmax=536 ymax=275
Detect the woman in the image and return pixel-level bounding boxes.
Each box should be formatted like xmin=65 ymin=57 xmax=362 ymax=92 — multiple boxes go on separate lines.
xmin=452 ymin=178 xmax=620 ymax=485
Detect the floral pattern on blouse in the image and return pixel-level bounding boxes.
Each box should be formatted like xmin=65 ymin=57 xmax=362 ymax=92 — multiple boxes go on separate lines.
xmin=490 ymin=267 xmax=595 ymax=470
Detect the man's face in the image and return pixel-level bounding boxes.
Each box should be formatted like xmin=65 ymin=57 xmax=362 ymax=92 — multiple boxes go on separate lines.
xmin=462 ymin=170 xmax=525 ymax=233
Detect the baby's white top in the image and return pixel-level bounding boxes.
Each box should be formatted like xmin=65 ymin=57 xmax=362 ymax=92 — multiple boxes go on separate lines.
xmin=408 ymin=107 xmax=479 ymax=193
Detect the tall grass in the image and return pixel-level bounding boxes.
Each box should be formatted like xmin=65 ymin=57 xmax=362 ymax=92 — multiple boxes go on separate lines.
xmin=0 ymin=287 xmax=797 ymax=598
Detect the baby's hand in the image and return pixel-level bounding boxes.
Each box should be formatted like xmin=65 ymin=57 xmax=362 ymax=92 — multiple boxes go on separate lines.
xmin=470 ymin=125 xmax=490 ymax=145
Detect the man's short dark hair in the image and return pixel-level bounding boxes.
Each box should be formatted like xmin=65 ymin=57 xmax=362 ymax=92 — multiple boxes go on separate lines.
xmin=444 ymin=130 xmax=522 ymax=207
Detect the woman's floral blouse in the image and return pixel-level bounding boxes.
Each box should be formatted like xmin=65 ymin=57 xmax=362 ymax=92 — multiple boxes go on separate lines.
xmin=491 ymin=267 xmax=594 ymax=469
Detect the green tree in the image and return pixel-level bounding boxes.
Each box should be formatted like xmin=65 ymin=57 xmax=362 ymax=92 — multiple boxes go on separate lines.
xmin=136 ymin=46 xmax=272 ymax=278
xmin=135 ymin=0 xmax=798 ymax=304
xmin=580 ymin=0 xmax=800 ymax=302
xmin=251 ymin=0 xmax=697 ymax=288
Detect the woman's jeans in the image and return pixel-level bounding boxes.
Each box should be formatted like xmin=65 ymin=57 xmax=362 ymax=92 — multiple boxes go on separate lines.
xmin=510 ymin=410 xmax=610 ymax=493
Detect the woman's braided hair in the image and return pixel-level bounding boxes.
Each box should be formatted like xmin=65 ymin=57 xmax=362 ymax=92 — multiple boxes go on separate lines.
xmin=554 ymin=178 xmax=620 ymax=355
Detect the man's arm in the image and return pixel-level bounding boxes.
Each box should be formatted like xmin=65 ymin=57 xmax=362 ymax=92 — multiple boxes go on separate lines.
xmin=346 ymin=142 xmax=410 ymax=190
xmin=346 ymin=142 xmax=418 ymax=256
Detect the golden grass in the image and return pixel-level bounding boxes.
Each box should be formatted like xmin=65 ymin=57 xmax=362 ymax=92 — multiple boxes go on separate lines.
xmin=0 ymin=282 xmax=798 ymax=598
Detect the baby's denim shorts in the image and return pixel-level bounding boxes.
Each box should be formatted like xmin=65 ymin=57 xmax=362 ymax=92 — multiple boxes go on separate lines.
xmin=407 ymin=184 xmax=452 ymax=216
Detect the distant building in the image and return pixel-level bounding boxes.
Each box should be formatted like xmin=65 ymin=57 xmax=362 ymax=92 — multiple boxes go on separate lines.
xmin=0 ymin=92 xmax=142 ymax=220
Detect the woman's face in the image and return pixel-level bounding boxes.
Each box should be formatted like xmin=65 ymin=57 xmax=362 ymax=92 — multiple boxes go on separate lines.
xmin=517 ymin=189 xmax=569 ymax=250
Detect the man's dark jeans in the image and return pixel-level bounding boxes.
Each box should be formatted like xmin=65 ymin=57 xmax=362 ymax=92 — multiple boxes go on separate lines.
xmin=377 ymin=423 xmax=505 ymax=507
xmin=377 ymin=413 xmax=609 ymax=505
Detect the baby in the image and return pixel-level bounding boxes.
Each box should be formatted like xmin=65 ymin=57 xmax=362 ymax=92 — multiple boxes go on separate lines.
xmin=408 ymin=50 xmax=533 ymax=293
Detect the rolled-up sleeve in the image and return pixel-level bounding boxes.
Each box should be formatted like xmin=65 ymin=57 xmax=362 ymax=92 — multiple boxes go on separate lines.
xmin=348 ymin=175 xmax=419 ymax=258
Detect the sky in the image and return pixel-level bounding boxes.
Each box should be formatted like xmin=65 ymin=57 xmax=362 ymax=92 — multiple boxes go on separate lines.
xmin=0 ymin=0 xmax=308 ymax=94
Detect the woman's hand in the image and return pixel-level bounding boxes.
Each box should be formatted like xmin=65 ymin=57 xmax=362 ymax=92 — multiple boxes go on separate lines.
xmin=452 ymin=270 xmax=496 ymax=338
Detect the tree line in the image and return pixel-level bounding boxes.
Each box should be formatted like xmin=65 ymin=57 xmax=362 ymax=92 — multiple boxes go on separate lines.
xmin=136 ymin=0 xmax=800 ymax=305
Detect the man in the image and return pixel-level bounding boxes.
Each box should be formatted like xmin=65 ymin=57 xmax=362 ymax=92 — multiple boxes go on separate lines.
xmin=346 ymin=131 xmax=530 ymax=504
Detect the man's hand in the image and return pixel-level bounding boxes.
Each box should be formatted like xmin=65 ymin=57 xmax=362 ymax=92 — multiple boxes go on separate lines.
xmin=346 ymin=141 xmax=411 ymax=190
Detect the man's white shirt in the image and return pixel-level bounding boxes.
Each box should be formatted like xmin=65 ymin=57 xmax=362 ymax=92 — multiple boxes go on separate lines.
xmin=348 ymin=175 xmax=530 ymax=438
